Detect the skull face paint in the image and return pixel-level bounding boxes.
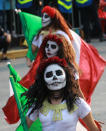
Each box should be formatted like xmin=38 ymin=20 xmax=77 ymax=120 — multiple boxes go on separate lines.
xmin=45 ymin=40 xmax=59 ymax=58
xmin=42 ymin=13 xmax=51 ymax=27
xmin=44 ymin=64 xmax=66 ymax=90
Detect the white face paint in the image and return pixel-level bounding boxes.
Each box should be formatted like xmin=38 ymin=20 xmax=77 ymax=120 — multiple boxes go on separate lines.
xmin=42 ymin=13 xmax=51 ymax=27
xmin=44 ymin=64 xmax=66 ymax=90
xmin=45 ymin=40 xmax=59 ymax=58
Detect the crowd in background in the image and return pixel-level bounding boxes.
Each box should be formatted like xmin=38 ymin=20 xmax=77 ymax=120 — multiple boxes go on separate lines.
xmin=0 ymin=0 xmax=106 ymax=40
xmin=0 ymin=0 xmax=106 ymax=61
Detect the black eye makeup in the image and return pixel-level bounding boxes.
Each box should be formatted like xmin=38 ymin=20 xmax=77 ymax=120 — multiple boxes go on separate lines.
xmin=46 ymin=43 xmax=49 ymax=48
xmin=45 ymin=44 xmax=57 ymax=49
xmin=51 ymin=44 xmax=56 ymax=49
xmin=56 ymin=70 xmax=63 ymax=76
xmin=44 ymin=14 xmax=49 ymax=18
xmin=46 ymin=71 xmax=53 ymax=78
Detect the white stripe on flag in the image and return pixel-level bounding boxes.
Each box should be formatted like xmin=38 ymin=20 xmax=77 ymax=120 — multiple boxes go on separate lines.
xmin=9 ymin=79 xmax=14 ymax=97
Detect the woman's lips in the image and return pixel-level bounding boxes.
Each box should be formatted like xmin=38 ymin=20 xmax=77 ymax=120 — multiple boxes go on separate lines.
xmin=47 ymin=53 xmax=51 ymax=55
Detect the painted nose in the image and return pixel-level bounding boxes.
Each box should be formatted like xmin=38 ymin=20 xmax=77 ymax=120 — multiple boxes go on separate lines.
xmin=47 ymin=48 xmax=50 ymax=51
xmin=47 ymin=45 xmax=50 ymax=51
xmin=53 ymin=75 xmax=57 ymax=80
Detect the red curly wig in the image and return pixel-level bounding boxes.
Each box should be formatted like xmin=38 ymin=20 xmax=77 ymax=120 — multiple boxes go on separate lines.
xmin=41 ymin=6 xmax=56 ymax=18
xmin=38 ymin=56 xmax=67 ymax=73
xmin=42 ymin=33 xmax=62 ymax=46
xmin=41 ymin=6 xmax=73 ymax=41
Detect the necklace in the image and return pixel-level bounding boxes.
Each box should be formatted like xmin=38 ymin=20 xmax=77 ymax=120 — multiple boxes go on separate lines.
xmin=40 ymin=100 xmax=78 ymax=121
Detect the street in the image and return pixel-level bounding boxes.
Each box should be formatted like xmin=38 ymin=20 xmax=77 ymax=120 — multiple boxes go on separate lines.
xmin=0 ymin=39 xmax=106 ymax=131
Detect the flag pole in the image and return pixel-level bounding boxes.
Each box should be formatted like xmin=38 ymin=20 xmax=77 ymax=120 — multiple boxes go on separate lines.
xmin=9 ymin=76 xmax=28 ymax=131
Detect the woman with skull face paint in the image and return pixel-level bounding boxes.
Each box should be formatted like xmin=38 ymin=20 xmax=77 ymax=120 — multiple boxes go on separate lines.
xmin=24 ymin=33 xmax=101 ymax=130
xmin=22 ymin=57 xmax=101 ymax=131
xmin=30 ymin=5 xmax=74 ymax=67
xmin=31 ymin=5 xmax=73 ymax=56
xmin=39 ymin=33 xmax=77 ymax=68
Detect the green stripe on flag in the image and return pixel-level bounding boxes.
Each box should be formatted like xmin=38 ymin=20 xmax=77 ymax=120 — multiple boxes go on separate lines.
xmin=19 ymin=12 xmax=42 ymax=61
xmin=16 ymin=119 xmax=42 ymax=131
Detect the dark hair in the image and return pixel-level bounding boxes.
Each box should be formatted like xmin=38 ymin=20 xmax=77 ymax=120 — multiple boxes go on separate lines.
xmin=22 ymin=61 xmax=79 ymax=115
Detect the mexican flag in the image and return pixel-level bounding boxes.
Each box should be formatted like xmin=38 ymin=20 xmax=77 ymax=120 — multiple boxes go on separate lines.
xmin=2 ymin=62 xmax=42 ymax=131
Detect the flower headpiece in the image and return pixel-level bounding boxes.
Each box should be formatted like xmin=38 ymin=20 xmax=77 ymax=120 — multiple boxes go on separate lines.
xmin=43 ymin=34 xmax=62 ymax=46
xmin=38 ymin=56 xmax=67 ymax=73
xmin=41 ymin=6 xmax=56 ymax=18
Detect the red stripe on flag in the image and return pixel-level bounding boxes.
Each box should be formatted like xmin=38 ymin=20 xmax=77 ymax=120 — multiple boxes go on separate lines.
xmin=2 ymin=95 xmax=20 ymax=124
xmin=79 ymin=39 xmax=106 ymax=105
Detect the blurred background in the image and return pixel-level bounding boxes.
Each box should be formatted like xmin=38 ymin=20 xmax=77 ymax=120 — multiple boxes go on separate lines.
xmin=0 ymin=0 xmax=105 ymax=49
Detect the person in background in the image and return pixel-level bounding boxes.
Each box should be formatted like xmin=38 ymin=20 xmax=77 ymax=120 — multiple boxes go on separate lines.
xmin=57 ymin=0 xmax=73 ymax=25
xmin=16 ymin=0 xmax=43 ymax=17
xmin=0 ymin=26 xmax=11 ymax=61
xmin=31 ymin=6 xmax=74 ymax=60
xmin=75 ymin=0 xmax=105 ymax=42
xmin=43 ymin=0 xmax=58 ymax=8
xmin=98 ymin=0 xmax=106 ymax=34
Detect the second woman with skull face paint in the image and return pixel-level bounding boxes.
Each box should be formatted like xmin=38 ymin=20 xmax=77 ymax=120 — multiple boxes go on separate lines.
xmin=23 ymin=57 xmax=100 ymax=131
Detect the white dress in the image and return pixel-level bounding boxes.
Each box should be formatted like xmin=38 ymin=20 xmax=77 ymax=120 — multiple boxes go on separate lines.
xmin=27 ymin=98 xmax=91 ymax=131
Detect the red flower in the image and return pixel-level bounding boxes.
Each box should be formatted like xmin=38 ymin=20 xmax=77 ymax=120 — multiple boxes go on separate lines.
xmin=43 ymin=34 xmax=62 ymax=46
xmin=42 ymin=6 xmax=56 ymax=18
xmin=38 ymin=56 xmax=67 ymax=73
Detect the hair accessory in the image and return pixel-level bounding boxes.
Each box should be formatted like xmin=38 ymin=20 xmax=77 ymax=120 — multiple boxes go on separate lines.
xmin=42 ymin=6 xmax=56 ymax=18
xmin=43 ymin=34 xmax=62 ymax=46
xmin=38 ymin=56 xmax=67 ymax=73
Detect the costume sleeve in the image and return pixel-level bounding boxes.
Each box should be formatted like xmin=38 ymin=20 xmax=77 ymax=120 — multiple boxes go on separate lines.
xmin=32 ymin=35 xmax=43 ymax=48
xmin=26 ymin=107 xmax=38 ymax=121
xmin=77 ymin=98 xmax=91 ymax=119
